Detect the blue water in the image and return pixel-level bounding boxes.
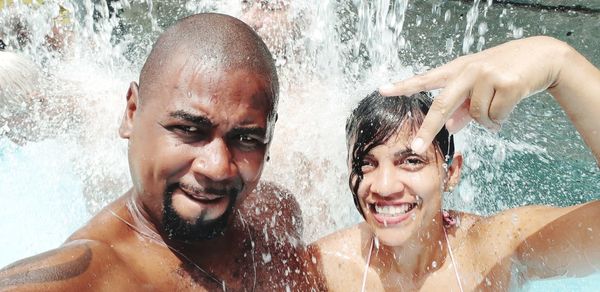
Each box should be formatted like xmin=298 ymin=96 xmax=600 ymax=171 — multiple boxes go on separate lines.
xmin=525 ymin=274 xmax=600 ymax=291
xmin=0 ymin=138 xmax=90 ymax=266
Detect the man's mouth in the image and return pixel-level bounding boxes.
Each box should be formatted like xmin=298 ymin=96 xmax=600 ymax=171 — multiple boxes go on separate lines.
xmin=370 ymin=202 xmax=419 ymax=226
xmin=179 ymin=183 xmax=229 ymax=203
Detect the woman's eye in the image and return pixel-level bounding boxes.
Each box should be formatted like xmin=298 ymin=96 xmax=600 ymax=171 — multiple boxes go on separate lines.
xmin=402 ymin=157 xmax=425 ymax=169
xmin=360 ymin=159 xmax=376 ymax=173
xmin=406 ymin=158 xmax=422 ymax=165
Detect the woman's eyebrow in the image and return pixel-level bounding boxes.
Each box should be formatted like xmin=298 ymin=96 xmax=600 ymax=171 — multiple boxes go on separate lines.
xmin=393 ymin=148 xmax=418 ymax=158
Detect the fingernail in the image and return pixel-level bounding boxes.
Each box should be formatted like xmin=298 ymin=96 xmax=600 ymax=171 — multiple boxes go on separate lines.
xmin=411 ymin=137 xmax=425 ymax=153
xmin=379 ymin=83 xmax=395 ymax=93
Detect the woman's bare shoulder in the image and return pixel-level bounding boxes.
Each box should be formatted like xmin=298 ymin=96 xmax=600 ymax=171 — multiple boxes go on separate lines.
xmin=309 ymin=223 xmax=372 ymax=291
xmin=311 ymin=223 xmax=368 ymax=253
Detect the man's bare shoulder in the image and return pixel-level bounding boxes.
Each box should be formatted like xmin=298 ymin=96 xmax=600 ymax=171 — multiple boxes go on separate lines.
xmin=0 ymin=195 xmax=142 ymax=291
xmin=67 ymin=195 xmax=132 ymax=243
xmin=240 ymin=181 xmax=303 ymax=242
xmin=0 ymin=239 xmax=136 ymax=291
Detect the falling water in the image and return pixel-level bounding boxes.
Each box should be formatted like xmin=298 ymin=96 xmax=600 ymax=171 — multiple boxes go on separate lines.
xmin=1 ymin=0 xmax=598 ymax=289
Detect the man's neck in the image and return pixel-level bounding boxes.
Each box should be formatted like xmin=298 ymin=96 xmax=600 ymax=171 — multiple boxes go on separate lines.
xmin=126 ymin=190 xmax=241 ymax=254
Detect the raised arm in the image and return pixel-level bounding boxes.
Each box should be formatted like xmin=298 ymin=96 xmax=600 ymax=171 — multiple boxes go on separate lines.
xmin=516 ymin=201 xmax=600 ymax=279
xmin=380 ymin=36 xmax=600 ymax=164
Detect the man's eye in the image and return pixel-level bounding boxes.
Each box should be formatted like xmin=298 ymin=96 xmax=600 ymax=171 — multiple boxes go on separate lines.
xmin=234 ymin=134 xmax=264 ymax=151
xmin=173 ymin=125 xmax=199 ymax=134
xmin=169 ymin=125 xmax=210 ymax=141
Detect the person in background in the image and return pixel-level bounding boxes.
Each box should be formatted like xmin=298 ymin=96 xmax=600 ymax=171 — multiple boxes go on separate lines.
xmin=0 ymin=50 xmax=89 ymax=268
xmin=0 ymin=0 xmax=73 ymax=51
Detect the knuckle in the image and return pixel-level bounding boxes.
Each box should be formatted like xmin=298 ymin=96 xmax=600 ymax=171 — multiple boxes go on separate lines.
xmin=469 ymin=103 xmax=482 ymax=119
xmin=431 ymin=97 xmax=451 ymax=116
xmin=464 ymin=62 xmax=483 ymax=75
xmin=496 ymin=74 xmax=521 ymax=90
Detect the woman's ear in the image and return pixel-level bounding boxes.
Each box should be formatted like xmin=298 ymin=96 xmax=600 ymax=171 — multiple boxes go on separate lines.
xmin=446 ymin=152 xmax=463 ymax=191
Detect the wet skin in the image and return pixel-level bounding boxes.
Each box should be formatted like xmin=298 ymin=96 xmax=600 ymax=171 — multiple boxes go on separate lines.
xmin=312 ymin=126 xmax=600 ymax=291
xmin=0 ymin=61 xmax=324 ymax=291
xmin=123 ymin=64 xmax=271 ymax=241
xmin=354 ymin=126 xmax=458 ymax=247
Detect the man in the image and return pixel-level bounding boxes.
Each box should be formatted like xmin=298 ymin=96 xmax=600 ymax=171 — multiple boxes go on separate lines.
xmin=0 ymin=13 xmax=322 ymax=291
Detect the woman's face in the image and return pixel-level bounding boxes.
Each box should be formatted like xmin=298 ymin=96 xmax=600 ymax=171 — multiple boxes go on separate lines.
xmin=355 ymin=126 xmax=461 ymax=246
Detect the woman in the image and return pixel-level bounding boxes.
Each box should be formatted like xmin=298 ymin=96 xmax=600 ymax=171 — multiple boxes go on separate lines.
xmin=311 ymin=36 xmax=600 ymax=291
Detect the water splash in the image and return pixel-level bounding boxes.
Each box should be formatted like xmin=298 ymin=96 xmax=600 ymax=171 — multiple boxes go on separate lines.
xmin=1 ymin=6 xmax=599 ymax=291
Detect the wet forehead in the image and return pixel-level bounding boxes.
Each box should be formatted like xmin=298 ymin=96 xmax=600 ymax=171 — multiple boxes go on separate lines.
xmin=148 ymin=57 xmax=272 ymax=109
xmin=371 ymin=126 xmax=438 ymax=159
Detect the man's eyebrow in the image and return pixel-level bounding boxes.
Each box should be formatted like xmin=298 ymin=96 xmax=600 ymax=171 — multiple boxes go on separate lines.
xmin=168 ymin=110 xmax=213 ymax=127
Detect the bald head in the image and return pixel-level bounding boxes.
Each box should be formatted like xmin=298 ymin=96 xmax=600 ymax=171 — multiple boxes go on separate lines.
xmin=139 ymin=13 xmax=279 ymax=114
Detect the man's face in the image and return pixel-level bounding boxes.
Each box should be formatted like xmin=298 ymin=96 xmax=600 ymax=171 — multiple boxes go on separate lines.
xmin=121 ymin=60 xmax=273 ymax=241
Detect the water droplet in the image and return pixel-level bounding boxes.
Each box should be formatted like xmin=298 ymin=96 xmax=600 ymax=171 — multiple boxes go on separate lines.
xmin=512 ymin=214 xmax=519 ymax=224
xmin=262 ymin=252 xmax=272 ymax=263
xmin=444 ymin=10 xmax=451 ymax=22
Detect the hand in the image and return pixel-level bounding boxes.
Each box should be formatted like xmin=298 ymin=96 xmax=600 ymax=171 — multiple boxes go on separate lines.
xmin=379 ymin=36 xmax=570 ymax=154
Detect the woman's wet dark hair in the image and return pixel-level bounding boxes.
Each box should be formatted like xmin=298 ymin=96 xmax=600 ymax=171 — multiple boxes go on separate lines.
xmin=346 ymin=91 xmax=454 ymax=217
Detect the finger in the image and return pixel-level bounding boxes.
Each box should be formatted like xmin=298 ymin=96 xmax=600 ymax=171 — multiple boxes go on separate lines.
xmin=488 ymin=89 xmax=521 ymax=125
xmin=446 ymin=100 xmax=472 ymax=133
xmin=379 ymin=66 xmax=452 ymax=97
xmin=469 ymin=80 xmax=498 ymax=131
xmin=379 ymin=56 xmax=473 ymax=97
xmin=412 ymin=71 xmax=476 ymax=153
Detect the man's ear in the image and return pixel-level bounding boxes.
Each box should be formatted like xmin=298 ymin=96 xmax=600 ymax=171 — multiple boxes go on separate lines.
xmin=446 ymin=153 xmax=463 ymax=191
xmin=119 ymin=82 xmax=140 ymax=139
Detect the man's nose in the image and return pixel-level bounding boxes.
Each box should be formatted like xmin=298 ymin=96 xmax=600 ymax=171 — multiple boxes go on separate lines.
xmin=192 ymin=138 xmax=236 ymax=182
xmin=370 ymin=164 xmax=405 ymax=197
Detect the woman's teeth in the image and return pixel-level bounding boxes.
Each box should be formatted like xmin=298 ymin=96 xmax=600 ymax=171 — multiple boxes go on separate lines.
xmin=374 ymin=203 xmax=416 ymax=216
